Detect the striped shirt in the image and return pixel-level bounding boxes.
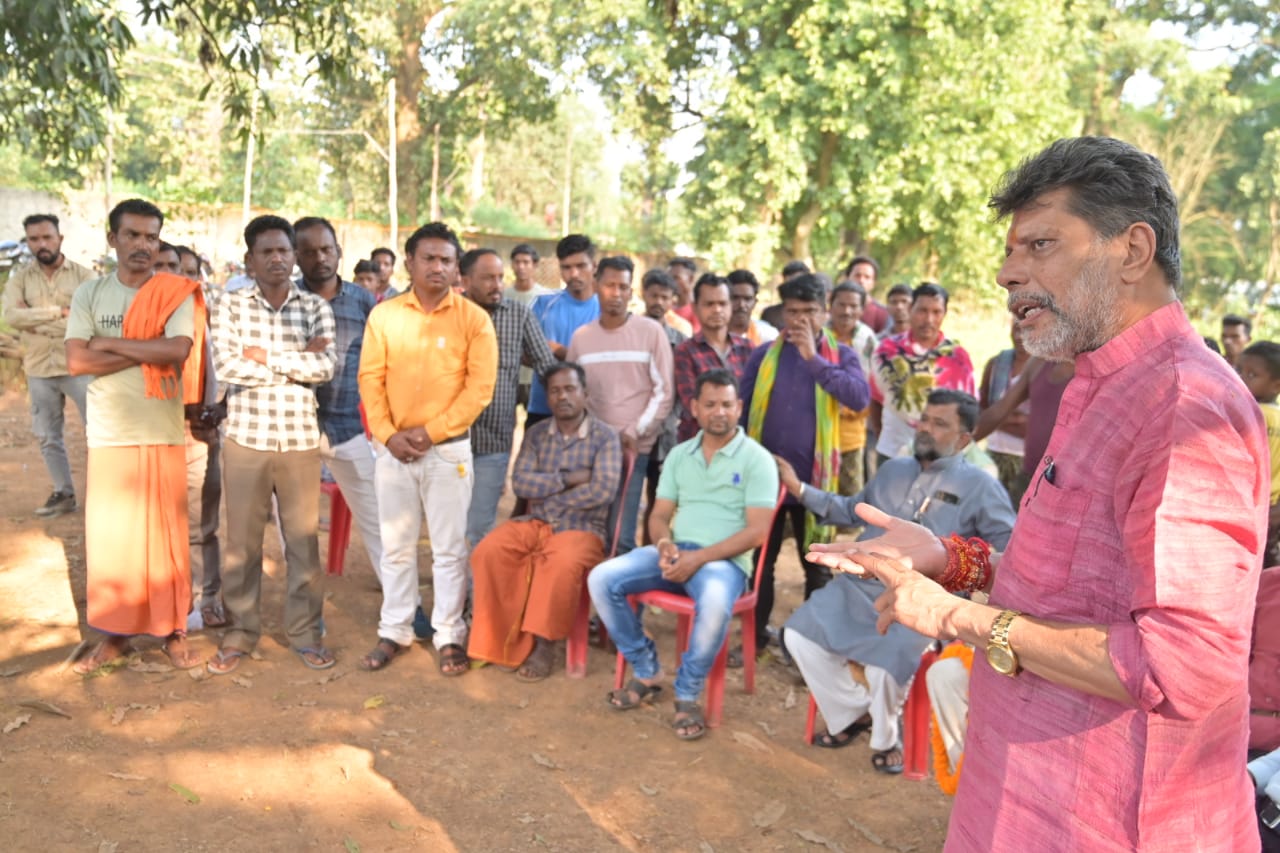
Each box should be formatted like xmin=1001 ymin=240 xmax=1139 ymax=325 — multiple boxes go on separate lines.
xmin=212 ymin=285 xmax=337 ymax=452
xmin=512 ymin=414 xmax=622 ymax=541
xmin=566 ymin=315 xmax=674 ymax=454
xmin=471 ymin=297 xmax=556 ymax=456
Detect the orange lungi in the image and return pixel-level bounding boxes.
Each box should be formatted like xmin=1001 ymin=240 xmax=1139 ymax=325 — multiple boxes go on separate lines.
xmin=467 ymin=519 xmax=604 ymax=668
xmin=85 ymin=445 xmax=190 ymax=637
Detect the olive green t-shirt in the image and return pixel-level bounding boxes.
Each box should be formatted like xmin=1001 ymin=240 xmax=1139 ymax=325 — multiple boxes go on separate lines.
xmin=65 ymin=274 xmax=195 ymax=448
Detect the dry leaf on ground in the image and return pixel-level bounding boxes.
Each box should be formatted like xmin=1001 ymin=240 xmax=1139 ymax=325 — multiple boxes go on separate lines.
xmin=18 ymin=699 xmax=70 ymax=718
xmin=3 ymin=714 xmax=31 ymax=734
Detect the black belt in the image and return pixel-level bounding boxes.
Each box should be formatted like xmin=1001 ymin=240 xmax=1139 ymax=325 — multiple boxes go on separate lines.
xmin=437 ymin=432 xmax=469 ymax=446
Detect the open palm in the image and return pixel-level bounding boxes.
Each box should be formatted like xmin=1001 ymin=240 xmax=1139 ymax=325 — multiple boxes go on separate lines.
xmin=807 ymin=502 xmax=947 ymax=578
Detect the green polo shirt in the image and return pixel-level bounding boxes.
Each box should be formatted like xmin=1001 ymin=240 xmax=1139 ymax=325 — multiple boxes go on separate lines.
xmin=657 ymin=427 xmax=780 ymax=574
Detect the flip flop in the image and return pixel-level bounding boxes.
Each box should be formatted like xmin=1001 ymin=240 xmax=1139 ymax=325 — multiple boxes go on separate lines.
xmin=200 ymin=603 xmax=229 ymax=629
xmin=296 ymin=646 xmax=337 ymax=670
xmin=813 ymin=714 xmax=872 ymax=749
xmin=207 ymin=647 xmax=248 ymax=676
xmin=71 ymin=640 xmax=128 ymax=675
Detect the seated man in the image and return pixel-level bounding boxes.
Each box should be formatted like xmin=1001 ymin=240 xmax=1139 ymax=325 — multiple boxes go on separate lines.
xmin=466 ymin=362 xmax=621 ymax=680
xmin=780 ymin=389 xmax=1014 ymax=771
xmin=589 ymin=368 xmax=778 ymax=741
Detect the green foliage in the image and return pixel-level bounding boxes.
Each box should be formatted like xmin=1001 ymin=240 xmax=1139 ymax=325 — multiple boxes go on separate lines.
xmin=0 ymin=0 xmax=362 ymax=164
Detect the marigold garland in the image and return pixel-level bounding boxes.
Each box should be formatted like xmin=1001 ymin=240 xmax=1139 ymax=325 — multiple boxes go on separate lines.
xmin=930 ymin=642 xmax=974 ymax=796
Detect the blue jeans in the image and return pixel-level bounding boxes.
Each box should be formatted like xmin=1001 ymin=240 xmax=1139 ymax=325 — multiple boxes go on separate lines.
xmin=28 ymin=374 xmax=90 ymax=494
xmin=466 ymin=452 xmax=510 ymax=547
xmin=607 ymin=451 xmax=649 ymax=554
xmin=588 ymin=544 xmax=747 ymax=702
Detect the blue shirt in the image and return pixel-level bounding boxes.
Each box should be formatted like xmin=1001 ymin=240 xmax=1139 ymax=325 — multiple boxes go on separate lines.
xmin=527 ymin=289 xmax=599 ymax=415
xmin=298 ymin=279 xmax=376 ymax=445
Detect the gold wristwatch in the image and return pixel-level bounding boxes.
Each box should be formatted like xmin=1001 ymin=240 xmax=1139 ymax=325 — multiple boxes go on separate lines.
xmin=985 ymin=609 xmax=1022 ymax=676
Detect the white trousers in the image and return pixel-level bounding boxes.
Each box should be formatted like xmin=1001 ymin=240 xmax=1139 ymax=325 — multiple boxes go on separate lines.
xmin=374 ymin=439 xmax=473 ymax=648
xmin=925 ymin=655 xmax=970 ymax=770
xmin=786 ymin=630 xmax=909 ymax=751
xmin=321 ymin=433 xmax=383 ymax=573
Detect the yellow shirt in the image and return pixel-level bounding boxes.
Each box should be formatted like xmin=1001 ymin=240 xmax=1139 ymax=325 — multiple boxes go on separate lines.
xmin=1263 ymin=401 xmax=1280 ymax=505
xmin=2 ymin=257 xmax=96 ymax=377
xmin=358 ymin=288 xmax=498 ymax=445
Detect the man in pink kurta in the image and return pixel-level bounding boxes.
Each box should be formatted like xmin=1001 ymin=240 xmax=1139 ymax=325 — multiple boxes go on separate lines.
xmin=811 ymin=137 xmax=1269 ymax=852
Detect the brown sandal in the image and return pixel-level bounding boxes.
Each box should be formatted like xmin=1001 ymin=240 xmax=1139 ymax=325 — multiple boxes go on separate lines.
xmin=358 ymin=638 xmax=404 ymax=672
xmin=438 ymin=643 xmax=470 ymax=676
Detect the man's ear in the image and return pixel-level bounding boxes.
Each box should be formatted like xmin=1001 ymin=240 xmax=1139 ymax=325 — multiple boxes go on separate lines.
xmin=1118 ymin=221 xmax=1158 ymax=286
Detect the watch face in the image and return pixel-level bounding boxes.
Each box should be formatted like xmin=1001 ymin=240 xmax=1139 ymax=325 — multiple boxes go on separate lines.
xmin=987 ymin=645 xmax=1017 ymax=675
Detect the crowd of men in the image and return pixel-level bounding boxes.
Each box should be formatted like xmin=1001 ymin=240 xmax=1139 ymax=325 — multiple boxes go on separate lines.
xmin=3 ymin=134 xmax=1280 ymax=849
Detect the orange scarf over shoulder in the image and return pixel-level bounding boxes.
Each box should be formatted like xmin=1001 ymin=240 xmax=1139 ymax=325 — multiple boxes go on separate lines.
xmin=121 ymin=272 xmax=206 ymax=403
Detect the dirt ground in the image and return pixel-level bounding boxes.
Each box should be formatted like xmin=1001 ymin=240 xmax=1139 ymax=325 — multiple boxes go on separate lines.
xmin=0 ymin=389 xmax=953 ymax=852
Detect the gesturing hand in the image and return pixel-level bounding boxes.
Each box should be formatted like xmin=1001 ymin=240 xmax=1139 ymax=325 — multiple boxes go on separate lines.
xmin=806 ymin=503 xmax=946 ymax=577
xmin=854 ymin=552 xmax=963 ymax=639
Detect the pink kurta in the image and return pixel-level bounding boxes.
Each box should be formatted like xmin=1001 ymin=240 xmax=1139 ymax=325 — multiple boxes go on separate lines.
xmin=949 ymin=303 xmax=1268 ymax=852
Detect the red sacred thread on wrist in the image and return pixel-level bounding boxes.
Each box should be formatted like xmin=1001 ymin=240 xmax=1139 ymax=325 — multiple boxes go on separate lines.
xmin=938 ymin=534 xmax=993 ymax=593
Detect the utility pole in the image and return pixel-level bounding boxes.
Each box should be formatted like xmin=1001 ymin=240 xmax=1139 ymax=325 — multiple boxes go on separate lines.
xmin=387 ymin=78 xmax=398 ymax=250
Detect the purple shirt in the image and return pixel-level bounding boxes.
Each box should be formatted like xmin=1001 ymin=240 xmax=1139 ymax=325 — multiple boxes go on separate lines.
xmin=950 ymin=303 xmax=1268 ymax=852
xmin=739 ymin=337 xmax=869 ymax=500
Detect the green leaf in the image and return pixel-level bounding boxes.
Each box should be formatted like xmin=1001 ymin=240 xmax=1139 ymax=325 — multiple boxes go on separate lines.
xmin=168 ymin=782 xmax=200 ymax=804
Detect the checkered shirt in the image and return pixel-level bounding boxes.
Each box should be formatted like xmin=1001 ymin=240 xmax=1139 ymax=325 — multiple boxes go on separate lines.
xmin=673 ymin=332 xmax=755 ymax=441
xmin=512 ymin=414 xmax=622 ymax=541
xmin=472 ymin=297 xmax=556 ymax=456
xmin=212 ymin=285 xmax=337 ymax=452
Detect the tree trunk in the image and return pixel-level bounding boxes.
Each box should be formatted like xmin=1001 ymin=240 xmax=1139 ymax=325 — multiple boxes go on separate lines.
xmin=394 ymin=2 xmax=439 ymax=224
xmin=787 ymin=131 xmax=839 ymax=264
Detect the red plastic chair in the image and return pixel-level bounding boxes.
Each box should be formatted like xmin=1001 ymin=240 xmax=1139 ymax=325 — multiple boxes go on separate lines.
xmin=322 ymin=403 xmax=373 ymax=576
xmin=803 ymin=647 xmax=940 ymax=780
xmin=611 ymin=485 xmax=788 ymax=726
xmin=322 ymin=482 xmax=353 ymax=576
xmin=565 ymin=447 xmax=638 ymax=678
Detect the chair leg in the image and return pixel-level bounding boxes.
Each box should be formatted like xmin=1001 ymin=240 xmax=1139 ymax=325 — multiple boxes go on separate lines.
xmin=326 ymin=488 xmax=351 ymax=576
xmin=675 ymin=613 xmax=690 ymax=660
xmin=703 ymin=638 xmax=729 ymax=727
xmin=613 ymin=649 xmax=628 ymax=690
xmin=742 ymin=612 xmax=756 ymax=694
xmin=902 ymin=650 xmax=939 ymax=780
xmin=565 ymin=582 xmax=591 ymax=678
xmin=804 ymin=693 xmax=818 ymax=745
